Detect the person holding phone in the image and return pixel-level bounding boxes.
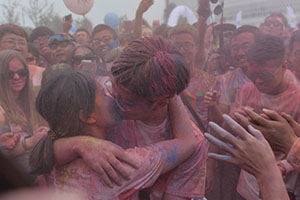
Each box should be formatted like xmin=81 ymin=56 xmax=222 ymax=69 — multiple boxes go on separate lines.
xmin=71 ymin=44 xmax=107 ymax=76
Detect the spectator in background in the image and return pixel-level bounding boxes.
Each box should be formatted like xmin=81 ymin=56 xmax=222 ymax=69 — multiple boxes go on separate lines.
xmin=169 ymin=23 xmax=215 ymax=131
xmin=74 ymin=28 xmax=91 ymax=45
xmin=0 ymin=24 xmax=45 ymax=91
xmin=103 ymin=46 xmax=123 ymax=72
xmin=152 ymin=24 xmax=170 ymax=38
xmin=48 ymin=33 xmax=76 ymax=65
xmin=260 ymin=13 xmax=289 ymax=41
xmin=71 ymin=44 xmax=107 ymax=76
xmin=229 ymin=34 xmax=300 ymax=200
xmin=26 ymin=44 xmax=39 ymax=66
xmin=204 ymin=25 xmax=262 ymax=200
xmin=29 ymin=26 xmax=56 ymax=67
xmin=0 ymin=50 xmax=47 ymax=183
xmin=91 ymin=24 xmax=119 ymax=60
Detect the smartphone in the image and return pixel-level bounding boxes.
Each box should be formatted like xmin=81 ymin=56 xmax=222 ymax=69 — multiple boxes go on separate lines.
xmin=64 ymin=14 xmax=72 ymax=21
xmin=81 ymin=60 xmax=95 ymax=73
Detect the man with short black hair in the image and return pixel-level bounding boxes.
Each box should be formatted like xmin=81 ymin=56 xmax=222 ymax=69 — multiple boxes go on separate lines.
xmin=231 ymin=34 xmax=300 ymax=200
xmin=29 ymin=26 xmax=56 ymax=67
xmin=91 ymin=24 xmax=119 ymax=59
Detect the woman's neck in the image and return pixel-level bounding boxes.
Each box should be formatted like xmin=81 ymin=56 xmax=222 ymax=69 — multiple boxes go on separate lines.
xmin=84 ymin=125 xmax=107 ymax=139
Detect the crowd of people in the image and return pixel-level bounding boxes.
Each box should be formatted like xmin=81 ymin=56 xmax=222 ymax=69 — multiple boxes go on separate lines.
xmin=1 ymin=0 xmax=300 ymax=199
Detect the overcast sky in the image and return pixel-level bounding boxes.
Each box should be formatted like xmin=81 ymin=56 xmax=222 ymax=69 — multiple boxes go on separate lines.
xmin=0 ymin=0 xmax=166 ymax=27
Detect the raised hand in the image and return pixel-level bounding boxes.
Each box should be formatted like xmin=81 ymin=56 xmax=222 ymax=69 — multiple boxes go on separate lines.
xmin=0 ymin=133 xmax=20 ymax=150
xmin=136 ymin=0 xmax=154 ymax=16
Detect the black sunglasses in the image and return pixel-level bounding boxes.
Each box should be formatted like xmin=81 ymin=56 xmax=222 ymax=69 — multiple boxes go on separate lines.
xmin=72 ymin=54 xmax=97 ymax=65
xmin=8 ymin=68 xmax=28 ymax=79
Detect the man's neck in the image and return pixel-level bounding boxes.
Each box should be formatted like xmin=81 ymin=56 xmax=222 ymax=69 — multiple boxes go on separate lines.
xmin=140 ymin=105 xmax=168 ymax=126
xmin=269 ymin=78 xmax=289 ymax=95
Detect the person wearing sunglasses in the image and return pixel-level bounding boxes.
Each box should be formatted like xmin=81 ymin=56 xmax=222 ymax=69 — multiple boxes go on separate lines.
xmin=0 ymin=24 xmax=45 ymax=92
xmin=260 ymin=13 xmax=288 ymax=39
xmin=48 ymin=33 xmax=76 ymax=65
xmin=0 ymin=50 xmax=48 ymax=183
xmin=71 ymin=45 xmax=107 ymax=76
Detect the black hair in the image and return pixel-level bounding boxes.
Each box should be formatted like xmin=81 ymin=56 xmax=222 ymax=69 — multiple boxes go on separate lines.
xmin=230 ymin=25 xmax=262 ymax=43
xmin=27 ymin=43 xmax=40 ymax=63
xmin=92 ymin=24 xmax=118 ymax=40
xmin=29 ymin=26 xmax=55 ymax=43
xmin=70 ymin=44 xmax=107 ymax=76
xmin=30 ymin=70 xmax=96 ymax=174
xmin=247 ymin=34 xmax=285 ymax=66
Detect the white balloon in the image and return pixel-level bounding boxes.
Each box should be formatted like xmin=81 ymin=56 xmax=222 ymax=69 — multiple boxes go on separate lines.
xmin=168 ymin=5 xmax=198 ymax=27
xmin=63 ymin=0 xmax=94 ymax=15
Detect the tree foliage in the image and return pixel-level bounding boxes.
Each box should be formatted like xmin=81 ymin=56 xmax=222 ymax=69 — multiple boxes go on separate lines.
xmin=26 ymin=0 xmax=62 ymax=32
xmin=0 ymin=0 xmax=21 ymax=25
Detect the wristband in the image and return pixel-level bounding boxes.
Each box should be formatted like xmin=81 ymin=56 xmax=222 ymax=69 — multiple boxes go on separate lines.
xmin=21 ymin=137 xmax=29 ymax=152
xmin=287 ymin=138 xmax=300 ymax=171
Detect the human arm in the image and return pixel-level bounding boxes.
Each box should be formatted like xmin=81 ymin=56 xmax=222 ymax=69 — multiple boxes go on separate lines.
xmin=195 ymin=0 xmax=211 ymax=69
xmin=204 ymin=90 xmax=227 ymax=125
xmin=53 ymin=136 xmax=139 ymax=188
xmin=133 ymin=0 xmax=154 ymax=38
xmin=158 ymin=97 xmax=197 ymax=174
xmin=0 ymin=133 xmax=20 ymax=150
xmin=205 ymin=114 xmax=289 ymax=200
xmin=6 ymin=126 xmax=48 ymax=157
xmin=62 ymin=15 xmax=73 ymax=34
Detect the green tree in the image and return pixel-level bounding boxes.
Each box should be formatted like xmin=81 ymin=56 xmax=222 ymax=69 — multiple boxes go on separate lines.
xmin=74 ymin=17 xmax=93 ymax=32
xmin=26 ymin=0 xmax=62 ymax=32
xmin=0 ymin=0 xmax=21 ymax=25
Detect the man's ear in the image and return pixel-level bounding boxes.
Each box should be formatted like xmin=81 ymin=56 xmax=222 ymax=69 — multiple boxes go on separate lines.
xmin=79 ymin=110 xmax=96 ymax=124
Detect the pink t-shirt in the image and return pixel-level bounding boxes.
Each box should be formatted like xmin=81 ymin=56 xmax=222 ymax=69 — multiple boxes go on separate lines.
xmin=28 ymin=64 xmax=45 ymax=92
xmin=108 ymin=118 xmax=207 ymax=199
xmin=49 ymin=145 xmax=167 ymax=200
xmin=213 ymin=68 xmax=250 ymax=107
xmin=184 ymin=69 xmax=215 ymax=128
xmin=230 ymin=82 xmax=300 ymax=121
xmin=213 ymin=68 xmax=297 ymax=108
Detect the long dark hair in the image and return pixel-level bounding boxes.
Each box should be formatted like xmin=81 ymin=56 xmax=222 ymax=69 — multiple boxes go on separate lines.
xmin=0 ymin=50 xmax=43 ymax=134
xmin=30 ymin=69 xmax=96 ymax=174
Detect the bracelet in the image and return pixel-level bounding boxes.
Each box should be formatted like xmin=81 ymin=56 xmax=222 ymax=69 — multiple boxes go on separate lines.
xmin=287 ymin=138 xmax=300 ymax=171
xmin=21 ymin=137 xmax=29 ymax=152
